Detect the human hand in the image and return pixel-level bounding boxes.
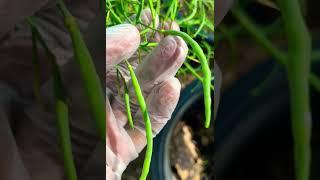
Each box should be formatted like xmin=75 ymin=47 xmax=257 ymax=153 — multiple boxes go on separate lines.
xmin=106 ymin=9 xmax=188 ymax=179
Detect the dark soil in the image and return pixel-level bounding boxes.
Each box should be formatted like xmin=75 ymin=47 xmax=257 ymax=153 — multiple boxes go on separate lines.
xmin=169 ymin=122 xmax=204 ymax=180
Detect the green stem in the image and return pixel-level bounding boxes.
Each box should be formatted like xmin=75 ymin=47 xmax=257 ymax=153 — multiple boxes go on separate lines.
xmin=278 ymin=1 xmax=312 ymax=180
xmin=184 ymin=61 xmax=214 ymax=91
xmin=136 ymin=0 xmax=145 ymax=24
xmin=193 ymin=4 xmax=206 ymax=38
xmin=231 ymin=8 xmax=287 ymax=65
xmin=232 ymin=7 xmax=320 ymax=96
xmin=178 ymin=0 xmax=198 ymax=24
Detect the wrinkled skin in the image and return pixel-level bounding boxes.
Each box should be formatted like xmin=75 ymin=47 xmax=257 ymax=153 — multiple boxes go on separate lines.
xmin=106 ymin=9 xmax=188 ymax=178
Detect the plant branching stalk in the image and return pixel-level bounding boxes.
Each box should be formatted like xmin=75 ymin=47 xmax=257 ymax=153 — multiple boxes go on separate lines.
xmin=278 ymin=1 xmax=312 ymax=180
xmin=57 ymin=0 xmax=106 ymax=141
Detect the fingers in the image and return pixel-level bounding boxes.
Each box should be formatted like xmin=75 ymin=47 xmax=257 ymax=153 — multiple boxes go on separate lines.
xmin=106 ymin=99 xmax=138 ymax=165
xmin=106 ymin=10 xmax=181 ymax=93
xmin=110 ymin=35 xmax=187 ymax=126
xmin=133 ymin=35 xmax=187 ymax=93
xmin=153 ymin=21 xmax=180 ymax=42
xmin=106 ymin=24 xmax=140 ymax=72
xmin=126 ymin=77 xmax=181 ymax=152
xmin=135 ymin=8 xmax=159 ymax=32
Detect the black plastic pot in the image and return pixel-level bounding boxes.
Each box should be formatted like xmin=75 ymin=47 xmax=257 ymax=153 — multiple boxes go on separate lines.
xmin=150 ymin=56 xmax=320 ymax=179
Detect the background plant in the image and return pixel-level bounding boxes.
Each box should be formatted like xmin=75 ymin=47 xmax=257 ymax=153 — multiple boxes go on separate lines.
xmin=216 ymin=0 xmax=320 ymax=180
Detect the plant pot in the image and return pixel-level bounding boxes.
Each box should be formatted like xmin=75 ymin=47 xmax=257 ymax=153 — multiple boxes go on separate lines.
xmin=150 ymin=56 xmax=320 ymax=179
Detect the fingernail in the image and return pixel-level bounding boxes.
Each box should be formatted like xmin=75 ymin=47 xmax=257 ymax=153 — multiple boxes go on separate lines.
xmin=173 ymin=36 xmax=188 ymax=53
xmin=106 ymin=24 xmax=137 ymax=38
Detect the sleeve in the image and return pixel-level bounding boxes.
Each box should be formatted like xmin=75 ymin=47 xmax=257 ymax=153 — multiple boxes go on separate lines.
xmin=0 ymin=83 xmax=31 ymax=180
xmin=0 ymin=0 xmax=54 ymax=37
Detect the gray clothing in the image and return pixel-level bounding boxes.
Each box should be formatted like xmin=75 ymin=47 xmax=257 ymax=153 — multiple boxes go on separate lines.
xmin=0 ymin=1 xmax=105 ymax=179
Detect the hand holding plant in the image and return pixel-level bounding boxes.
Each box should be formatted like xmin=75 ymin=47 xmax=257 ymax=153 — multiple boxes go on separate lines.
xmin=106 ymin=10 xmax=188 ymax=178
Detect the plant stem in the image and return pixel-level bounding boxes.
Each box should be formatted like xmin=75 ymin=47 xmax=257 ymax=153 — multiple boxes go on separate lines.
xmin=136 ymin=0 xmax=145 ymax=24
xmin=232 ymin=7 xmax=320 ymax=96
xmin=231 ymin=8 xmax=287 ymax=65
xmin=184 ymin=61 xmax=214 ymax=91
xmin=278 ymin=1 xmax=312 ymax=180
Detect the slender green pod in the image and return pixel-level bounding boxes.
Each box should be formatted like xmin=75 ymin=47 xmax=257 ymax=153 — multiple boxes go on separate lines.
xmin=28 ymin=17 xmax=77 ymax=180
xmin=124 ymin=91 xmax=134 ymax=129
xmin=52 ymin=61 xmax=78 ymax=180
xmin=57 ymin=0 xmax=106 ymax=141
xmin=278 ymin=1 xmax=312 ymax=180
xmin=117 ymin=67 xmax=134 ymax=129
xmin=126 ymin=61 xmax=153 ymax=180
xmin=161 ymin=30 xmax=212 ymax=128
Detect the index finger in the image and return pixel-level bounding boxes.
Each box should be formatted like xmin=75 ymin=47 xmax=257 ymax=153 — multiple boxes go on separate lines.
xmin=106 ymin=24 xmax=140 ymax=72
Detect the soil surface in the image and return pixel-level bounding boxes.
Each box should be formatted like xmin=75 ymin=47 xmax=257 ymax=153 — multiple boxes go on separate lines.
xmin=169 ymin=122 xmax=204 ymax=180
